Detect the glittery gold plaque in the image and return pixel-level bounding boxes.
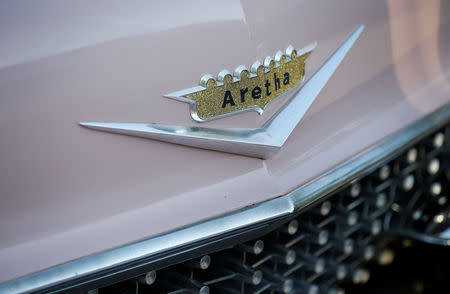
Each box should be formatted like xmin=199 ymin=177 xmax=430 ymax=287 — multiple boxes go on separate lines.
xmin=166 ymin=45 xmax=315 ymax=122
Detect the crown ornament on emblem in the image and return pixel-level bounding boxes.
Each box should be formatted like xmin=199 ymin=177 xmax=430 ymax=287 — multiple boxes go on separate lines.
xmin=166 ymin=43 xmax=316 ymax=122
xmin=200 ymin=45 xmax=300 ymax=88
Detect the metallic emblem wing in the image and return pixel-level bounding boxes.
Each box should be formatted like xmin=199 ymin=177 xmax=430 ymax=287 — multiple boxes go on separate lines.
xmin=80 ymin=25 xmax=364 ymax=159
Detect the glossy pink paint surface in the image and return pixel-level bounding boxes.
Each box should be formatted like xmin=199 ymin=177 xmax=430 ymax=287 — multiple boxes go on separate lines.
xmin=1 ymin=0 xmax=450 ymax=283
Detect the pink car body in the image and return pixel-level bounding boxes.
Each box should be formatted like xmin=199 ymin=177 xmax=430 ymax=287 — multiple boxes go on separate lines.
xmin=1 ymin=0 xmax=449 ymax=290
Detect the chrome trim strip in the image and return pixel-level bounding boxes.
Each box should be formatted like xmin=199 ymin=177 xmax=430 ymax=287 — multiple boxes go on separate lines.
xmin=80 ymin=25 xmax=364 ymax=159
xmin=289 ymin=103 xmax=450 ymax=210
xmin=0 ymin=197 xmax=295 ymax=294
xmin=439 ymin=227 xmax=450 ymax=239
xmin=3 ymin=102 xmax=450 ymax=294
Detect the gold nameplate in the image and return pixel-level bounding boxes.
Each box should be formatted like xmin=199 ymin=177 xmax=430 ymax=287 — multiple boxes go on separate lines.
xmin=166 ymin=45 xmax=315 ymax=122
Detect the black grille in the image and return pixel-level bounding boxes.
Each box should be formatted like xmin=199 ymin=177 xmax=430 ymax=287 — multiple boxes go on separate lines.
xmin=92 ymin=127 xmax=450 ymax=294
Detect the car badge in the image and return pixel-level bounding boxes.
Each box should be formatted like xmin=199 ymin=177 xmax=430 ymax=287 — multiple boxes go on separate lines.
xmin=166 ymin=45 xmax=314 ymax=122
xmin=81 ymin=25 xmax=364 ymax=159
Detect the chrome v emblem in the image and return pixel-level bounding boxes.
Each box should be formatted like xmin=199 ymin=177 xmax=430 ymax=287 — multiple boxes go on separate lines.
xmin=80 ymin=26 xmax=364 ymax=159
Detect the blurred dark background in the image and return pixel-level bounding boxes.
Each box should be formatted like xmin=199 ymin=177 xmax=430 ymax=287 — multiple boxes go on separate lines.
xmin=343 ymin=241 xmax=450 ymax=294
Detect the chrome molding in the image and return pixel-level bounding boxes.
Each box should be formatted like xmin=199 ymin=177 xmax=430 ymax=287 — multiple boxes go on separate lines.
xmin=1 ymin=198 xmax=295 ymax=294
xmin=80 ymin=25 xmax=364 ymax=159
xmin=2 ymin=101 xmax=450 ymax=293
xmin=440 ymin=227 xmax=450 ymax=239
